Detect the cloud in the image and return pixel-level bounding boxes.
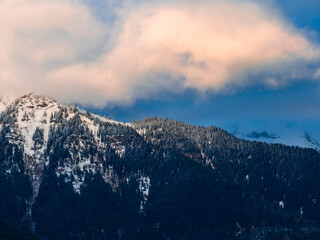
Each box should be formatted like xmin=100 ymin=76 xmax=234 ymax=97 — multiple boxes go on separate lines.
xmin=0 ymin=0 xmax=320 ymax=106
xmin=0 ymin=0 xmax=105 ymax=94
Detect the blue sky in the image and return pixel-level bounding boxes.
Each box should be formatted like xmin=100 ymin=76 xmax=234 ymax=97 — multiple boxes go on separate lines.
xmin=277 ymin=0 xmax=320 ymax=31
xmin=84 ymin=0 xmax=320 ymax=135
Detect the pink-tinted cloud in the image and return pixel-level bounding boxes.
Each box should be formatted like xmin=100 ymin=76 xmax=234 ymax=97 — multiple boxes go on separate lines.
xmin=0 ymin=0 xmax=320 ymax=106
xmin=0 ymin=0 xmax=104 ymax=94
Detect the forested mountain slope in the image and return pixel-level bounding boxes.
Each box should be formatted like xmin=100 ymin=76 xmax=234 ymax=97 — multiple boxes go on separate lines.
xmin=0 ymin=94 xmax=320 ymax=239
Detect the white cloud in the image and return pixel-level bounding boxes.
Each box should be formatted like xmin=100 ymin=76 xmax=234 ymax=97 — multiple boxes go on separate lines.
xmin=0 ymin=0 xmax=320 ymax=106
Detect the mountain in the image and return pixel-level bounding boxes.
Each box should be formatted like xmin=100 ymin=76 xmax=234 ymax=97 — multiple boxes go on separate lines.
xmin=1 ymin=93 xmax=320 ymax=239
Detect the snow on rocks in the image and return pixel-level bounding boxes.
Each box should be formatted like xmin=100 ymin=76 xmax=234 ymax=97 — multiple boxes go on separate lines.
xmin=279 ymin=201 xmax=285 ymax=208
xmin=0 ymin=93 xmax=134 ymax=196
xmin=0 ymin=94 xmax=61 ymax=198
xmin=138 ymin=176 xmax=151 ymax=214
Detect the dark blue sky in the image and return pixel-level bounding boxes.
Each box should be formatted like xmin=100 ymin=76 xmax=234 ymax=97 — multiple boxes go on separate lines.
xmin=84 ymin=0 xmax=320 ymax=134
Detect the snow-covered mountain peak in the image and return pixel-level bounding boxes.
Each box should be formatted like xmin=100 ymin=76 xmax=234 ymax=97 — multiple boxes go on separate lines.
xmin=1 ymin=92 xmax=129 ymax=127
xmin=0 ymin=93 xmax=62 ymax=117
xmin=13 ymin=93 xmax=59 ymax=109
xmin=0 ymin=94 xmax=114 ymax=191
xmin=13 ymin=94 xmax=61 ymax=149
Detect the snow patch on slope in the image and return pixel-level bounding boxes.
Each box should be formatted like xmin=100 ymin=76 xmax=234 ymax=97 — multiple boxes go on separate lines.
xmin=77 ymin=107 xmax=131 ymax=127
xmin=138 ymin=176 xmax=151 ymax=214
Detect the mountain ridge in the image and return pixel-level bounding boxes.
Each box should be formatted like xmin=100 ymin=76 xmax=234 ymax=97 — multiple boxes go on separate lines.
xmin=0 ymin=93 xmax=320 ymax=239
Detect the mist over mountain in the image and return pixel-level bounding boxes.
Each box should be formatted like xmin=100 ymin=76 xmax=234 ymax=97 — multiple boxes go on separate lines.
xmin=0 ymin=93 xmax=319 ymax=239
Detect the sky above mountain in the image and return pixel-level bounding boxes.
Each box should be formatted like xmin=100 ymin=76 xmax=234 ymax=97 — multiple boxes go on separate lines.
xmin=1 ymin=0 xmax=320 ymax=134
